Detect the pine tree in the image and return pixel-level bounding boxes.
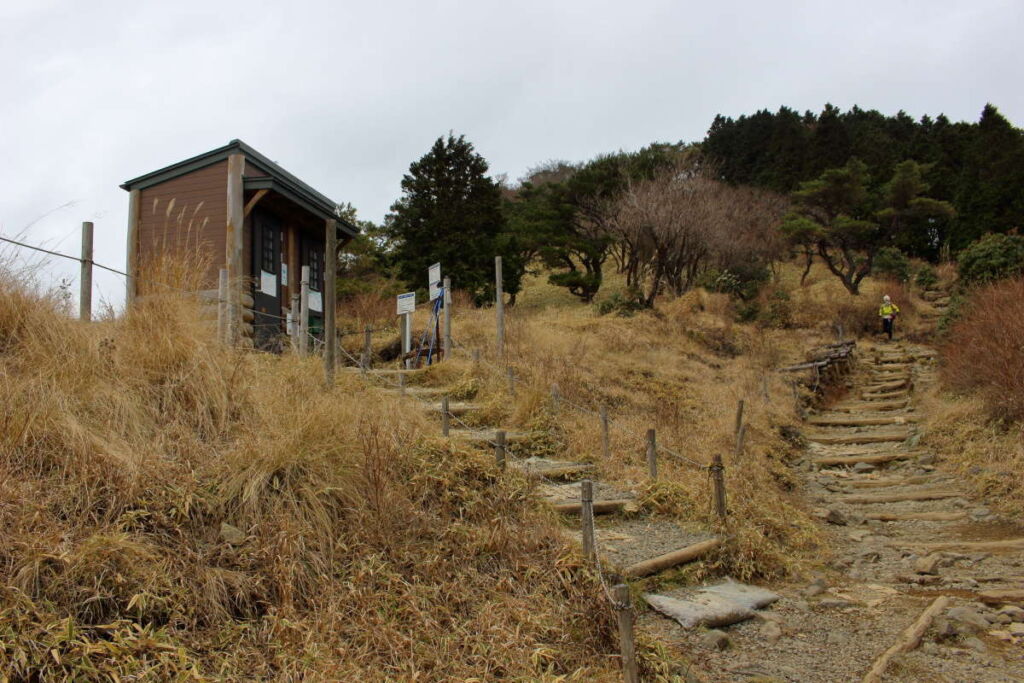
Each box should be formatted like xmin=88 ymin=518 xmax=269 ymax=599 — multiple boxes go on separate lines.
xmin=385 ymin=134 xmax=513 ymax=303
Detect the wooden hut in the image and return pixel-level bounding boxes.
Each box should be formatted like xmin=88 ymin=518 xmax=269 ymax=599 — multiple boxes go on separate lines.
xmin=121 ymin=139 xmax=358 ymax=348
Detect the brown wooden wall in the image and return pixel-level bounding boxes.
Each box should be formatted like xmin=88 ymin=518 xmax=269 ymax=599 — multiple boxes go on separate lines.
xmin=136 ymin=160 xmax=227 ymax=291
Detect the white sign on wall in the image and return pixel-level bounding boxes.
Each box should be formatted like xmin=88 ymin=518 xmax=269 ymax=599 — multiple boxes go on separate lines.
xmin=260 ymin=270 xmax=277 ymax=296
xmin=397 ymin=291 xmax=416 ymax=315
xmin=309 ymin=291 xmax=323 ymax=313
xmin=428 ymin=262 xmax=442 ymax=301
xmin=281 ymin=263 xmax=289 ymax=287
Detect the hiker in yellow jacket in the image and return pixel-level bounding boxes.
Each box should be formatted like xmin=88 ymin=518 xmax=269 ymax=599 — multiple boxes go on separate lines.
xmin=879 ymin=295 xmax=900 ymax=341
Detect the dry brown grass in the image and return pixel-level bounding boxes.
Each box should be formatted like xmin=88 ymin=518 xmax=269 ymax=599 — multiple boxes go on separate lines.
xmin=444 ymin=282 xmax=828 ymax=582
xmin=0 ymin=263 xmax=621 ymax=680
xmin=942 ymin=277 xmax=1024 ymax=422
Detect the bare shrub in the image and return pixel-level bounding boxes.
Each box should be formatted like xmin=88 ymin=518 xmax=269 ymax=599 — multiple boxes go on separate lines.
xmin=942 ymin=277 xmax=1024 ymax=421
xmin=607 ymin=160 xmax=788 ymax=305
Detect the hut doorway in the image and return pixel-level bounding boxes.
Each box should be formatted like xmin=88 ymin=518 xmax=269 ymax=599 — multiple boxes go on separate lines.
xmin=252 ymin=209 xmax=283 ymax=349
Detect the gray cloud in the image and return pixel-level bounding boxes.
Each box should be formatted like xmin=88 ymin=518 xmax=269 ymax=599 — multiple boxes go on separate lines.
xmin=2 ymin=0 xmax=1021 ymax=308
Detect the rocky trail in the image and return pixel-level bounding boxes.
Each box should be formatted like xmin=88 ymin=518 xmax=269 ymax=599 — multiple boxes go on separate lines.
xmin=642 ymin=341 xmax=1024 ymax=682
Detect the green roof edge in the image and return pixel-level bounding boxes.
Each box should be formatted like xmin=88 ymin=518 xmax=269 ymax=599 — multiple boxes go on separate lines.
xmin=120 ymin=139 xmax=359 ymax=237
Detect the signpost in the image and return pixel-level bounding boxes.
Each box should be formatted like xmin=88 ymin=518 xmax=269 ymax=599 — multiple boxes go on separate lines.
xmin=397 ymin=291 xmax=415 ymax=367
xmin=428 ymin=262 xmax=442 ymax=301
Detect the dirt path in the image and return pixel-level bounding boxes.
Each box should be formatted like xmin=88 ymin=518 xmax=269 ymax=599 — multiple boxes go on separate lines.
xmin=642 ymin=341 xmax=1024 ymax=682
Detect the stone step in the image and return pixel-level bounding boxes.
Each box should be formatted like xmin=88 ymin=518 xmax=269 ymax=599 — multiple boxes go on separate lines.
xmin=807 ymin=430 xmax=910 ymax=445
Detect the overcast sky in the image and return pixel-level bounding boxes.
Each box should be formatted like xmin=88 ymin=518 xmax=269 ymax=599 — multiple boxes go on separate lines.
xmin=2 ymin=0 xmax=1022 ymax=309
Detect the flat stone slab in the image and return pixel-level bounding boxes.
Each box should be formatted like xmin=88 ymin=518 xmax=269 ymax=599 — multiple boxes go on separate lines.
xmin=644 ymin=581 xmax=780 ymax=629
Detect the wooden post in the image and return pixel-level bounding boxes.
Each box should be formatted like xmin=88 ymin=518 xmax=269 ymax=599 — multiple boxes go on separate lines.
xmin=495 ymin=430 xmax=506 ymax=471
xmin=226 ymin=153 xmax=245 ymax=344
xmin=495 ymin=255 xmax=505 ymax=360
xmin=613 ymin=584 xmax=639 ymax=683
xmin=734 ymin=399 xmax=745 ymax=437
xmin=441 ymin=396 xmax=450 ymax=436
xmin=646 ymin=428 xmax=658 ymax=481
xmin=218 ymin=268 xmax=229 ymax=344
xmin=362 ymin=325 xmax=372 ymax=373
xmin=551 ymin=383 xmax=561 ymax=411
xmin=581 ymin=479 xmax=595 ymax=561
xmin=712 ymin=454 xmax=727 ymax=519
xmin=442 ymin=276 xmax=452 ymax=360
xmin=289 ymin=293 xmax=300 ymax=351
xmin=324 ymin=218 xmax=338 ymax=387
xmin=507 ymin=367 xmax=516 ymax=396
xmin=734 ymin=423 xmax=747 ymax=461
xmin=299 ymin=265 xmax=310 ymax=356
xmin=600 ymin=406 xmax=611 ymax=460
xmin=401 ymin=312 xmax=412 ymax=369
xmin=78 ymin=221 xmax=93 ymax=322
xmin=125 ymin=189 xmax=140 ymax=305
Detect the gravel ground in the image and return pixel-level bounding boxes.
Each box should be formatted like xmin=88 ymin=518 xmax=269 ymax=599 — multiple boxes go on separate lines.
xmin=637 ymin=342 xmax=1024 ymax=682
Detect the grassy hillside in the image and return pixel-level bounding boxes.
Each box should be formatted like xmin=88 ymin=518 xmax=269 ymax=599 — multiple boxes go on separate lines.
xmin=0 ymin=257 xmax=946 ymax=679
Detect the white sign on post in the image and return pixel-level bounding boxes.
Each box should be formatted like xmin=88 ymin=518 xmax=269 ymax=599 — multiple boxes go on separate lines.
xmin=428 ymin=262 xmax=442 ymax=301
xmin=396 ymin=291 xmax=416 ymax=315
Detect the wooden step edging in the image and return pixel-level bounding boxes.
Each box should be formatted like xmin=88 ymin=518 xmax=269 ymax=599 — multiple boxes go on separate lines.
xmin=807 ymin=431 xmax=910 ymax=445
xmin=808 ymin=415 xmax=916 ymax=427
xmin=863 ymin=511 xmax=966 ymax=522
xmin=831 ymin=400 xmax=910 ymax=412
xmin=892 ymin=538 xmax=1024 ymax=554
xmin=621 ymin=537 xmax=723 ymax=578
xmin=839 ymin=489 xmax=961 ymax=505
xmin=814 ymin=453 xmax=915 ymax=466
xmin=550 ymin=499 xmax=635 ymax=515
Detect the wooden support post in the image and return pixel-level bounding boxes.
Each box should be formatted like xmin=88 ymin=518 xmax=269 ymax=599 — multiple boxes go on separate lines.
xmin=362 ymin=325 xmax=372 ymax=373
xmin=289 ymin=293 xmax=300 ymax=351
xmin=324 ymin=218 xmax=338 ymax=387
xmin=495 ymin=255 xmax=505 ymax=360
xmin=299 ymin=265 xmax=310 ymax=357
xmin=495 ymin=430 xmax=506 ymax=471
xmin=613 ymin=584 xmax=639 ymax=683
xmin=441 ymin=396 xmax=450 ymax=436
xmin=734 ymin=423 xmax=747 ymax=461
xmin=442 ymin=276 xmax=452 ymax=360
xmin=401 ymin=312 xmax=412 ymax=370
xmin=125 ymin=189 xmax=140 ymax=305
xmin=712 ymin=454 xmax=727 ymax=519
xmin=734 ymin=399 xmax=745 ymax=437
xmin=600 ymin=406 xmax=611 ymax=460
xmin=581 ymin=479 xmax=595 ymax=561
xmin=218 ymin=268 xmax=229 ymax=344
xmin=507 ymin=367 xmax=516 ymax=396
xmin=646 ymin=428 xmax=658 ymax=481
xmin=78 ymin=221 xmax=93 ymax=322
xmin=226 ymin=153 xmax=245 ymax=344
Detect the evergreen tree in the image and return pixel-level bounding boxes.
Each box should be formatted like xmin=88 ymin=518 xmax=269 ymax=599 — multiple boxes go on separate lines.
xmin=385 ymin=134 xmax=517 ymax=303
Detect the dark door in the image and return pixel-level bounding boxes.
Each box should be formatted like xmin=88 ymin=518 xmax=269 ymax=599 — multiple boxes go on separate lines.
xmin=300 ymin=233 xmax=325 ymax=340
xmin=251 ymin=210 xmax=283 ymax=350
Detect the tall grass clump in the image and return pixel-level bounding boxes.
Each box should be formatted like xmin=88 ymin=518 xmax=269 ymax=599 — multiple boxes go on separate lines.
xmin=0 ymin=258 xmax=622 ymax=680
xmin=942 ymin=276 xmax=1024 ymax=421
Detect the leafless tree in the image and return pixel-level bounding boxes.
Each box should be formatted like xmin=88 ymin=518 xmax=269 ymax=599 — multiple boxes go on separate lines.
xmin=607 ymin=161 xmax=788 ymax=305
